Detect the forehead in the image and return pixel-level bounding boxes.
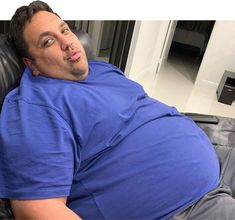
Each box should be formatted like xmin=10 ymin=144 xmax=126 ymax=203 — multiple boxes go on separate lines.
xmin=23 ymin=11 xmax=63 ymax=42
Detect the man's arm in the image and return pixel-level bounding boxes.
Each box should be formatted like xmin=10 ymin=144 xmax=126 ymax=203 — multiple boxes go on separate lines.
xmin=10 ymin=197 xmax=82 ymax=220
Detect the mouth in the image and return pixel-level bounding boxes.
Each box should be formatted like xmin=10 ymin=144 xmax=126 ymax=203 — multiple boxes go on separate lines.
xmin=67 ymin=51 xmax=81 ymax=63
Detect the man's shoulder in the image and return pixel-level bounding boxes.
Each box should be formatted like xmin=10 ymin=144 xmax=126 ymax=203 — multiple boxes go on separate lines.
xmin=2 ymin=70 xmax=57 ymax=113
xmin=3 ymin=86 xmax=20 ymax=106
xmin=88 ymin=60 xmax=125 ymax=76
xmin=88 ymin=60 xmax=111 ymax=67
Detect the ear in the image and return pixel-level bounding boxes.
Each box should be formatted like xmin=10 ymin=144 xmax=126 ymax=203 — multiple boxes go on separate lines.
xmin=22 ymin=57 xmax=40 ymax=76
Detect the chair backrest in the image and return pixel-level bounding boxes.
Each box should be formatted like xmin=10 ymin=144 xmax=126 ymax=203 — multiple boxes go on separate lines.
xmin=73 ymin=29 xmax=95 ymax=60
xmin=0 ymin=34 xmax=25 ymax=110
xmin=0 ymin=30 xmax=94 ymax=111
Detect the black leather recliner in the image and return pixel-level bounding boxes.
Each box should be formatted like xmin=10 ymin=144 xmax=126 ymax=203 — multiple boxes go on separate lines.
xmin=0 ymin=30 xmax=235 ymax=219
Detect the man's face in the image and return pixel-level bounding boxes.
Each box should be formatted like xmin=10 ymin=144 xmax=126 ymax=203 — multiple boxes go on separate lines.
xmin=23 ymin=11 xmax=89 ymax=81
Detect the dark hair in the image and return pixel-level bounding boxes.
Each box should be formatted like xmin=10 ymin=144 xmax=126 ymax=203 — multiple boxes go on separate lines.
xmin=8 ymin=0 xmax=57 ymax=58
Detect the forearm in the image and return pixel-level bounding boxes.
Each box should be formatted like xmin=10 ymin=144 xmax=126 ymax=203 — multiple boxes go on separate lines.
xmin=11 ymin=197 xmax=82 ymax=220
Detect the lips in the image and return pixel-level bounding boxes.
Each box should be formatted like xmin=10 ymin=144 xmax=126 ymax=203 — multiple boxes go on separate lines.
xmin=67 ymin=51 xmax=81 ymax=62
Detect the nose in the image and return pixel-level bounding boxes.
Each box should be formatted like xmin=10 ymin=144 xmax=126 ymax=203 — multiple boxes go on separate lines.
xmin=60 ymin=35 xmax=73 ymax=51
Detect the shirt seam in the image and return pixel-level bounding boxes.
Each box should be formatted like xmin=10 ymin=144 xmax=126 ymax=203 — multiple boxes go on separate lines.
xmin=79 ymin=180 xmax=106 ymax=219
xmin=9 ymin=98 xmax=73 ymax=132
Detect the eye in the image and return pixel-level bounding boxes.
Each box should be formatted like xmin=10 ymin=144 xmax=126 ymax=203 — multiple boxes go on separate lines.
xmin=43 ymin=38 xmax=54 ymax=47
xmin=62 ymin=27 xmax=70 ymax=34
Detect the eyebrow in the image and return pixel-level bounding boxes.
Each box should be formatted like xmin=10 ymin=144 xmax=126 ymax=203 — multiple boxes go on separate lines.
xmin=37 ymin=21 xmax=68 ymax=45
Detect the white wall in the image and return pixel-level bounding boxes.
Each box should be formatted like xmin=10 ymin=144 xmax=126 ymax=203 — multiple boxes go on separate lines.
xmin=125 ymin=21 xmax=167 ymax=78
xmin=127 ymin=20 xmax=235 ymax=88
xmin=195 ymin=21 xmax=235 ymax=86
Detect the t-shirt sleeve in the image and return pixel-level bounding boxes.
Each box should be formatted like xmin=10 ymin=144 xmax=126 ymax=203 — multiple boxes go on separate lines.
xmin=0 ymin=101 xmax=78 ymax=199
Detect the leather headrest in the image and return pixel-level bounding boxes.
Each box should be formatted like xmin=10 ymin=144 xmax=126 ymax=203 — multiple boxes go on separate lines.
xmin=0 ymin=34 xmax=25 ymax=109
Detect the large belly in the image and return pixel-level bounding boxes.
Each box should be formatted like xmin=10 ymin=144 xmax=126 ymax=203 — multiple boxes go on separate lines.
xmin=73 ymin=115 xmax=220 ymax=219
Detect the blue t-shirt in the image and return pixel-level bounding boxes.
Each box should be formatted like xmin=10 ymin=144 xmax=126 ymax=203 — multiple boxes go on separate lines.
xmin=0 ymin=60 xmax=219 ymax=219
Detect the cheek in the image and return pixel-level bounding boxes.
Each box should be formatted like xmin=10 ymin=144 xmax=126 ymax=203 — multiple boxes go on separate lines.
xmin=39 ymin=49 xmax=63 ymax=64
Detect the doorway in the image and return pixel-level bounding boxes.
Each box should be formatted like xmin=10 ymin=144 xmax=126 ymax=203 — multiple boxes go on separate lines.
xmin=160 ymin=20 xmax=215 ymax=83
